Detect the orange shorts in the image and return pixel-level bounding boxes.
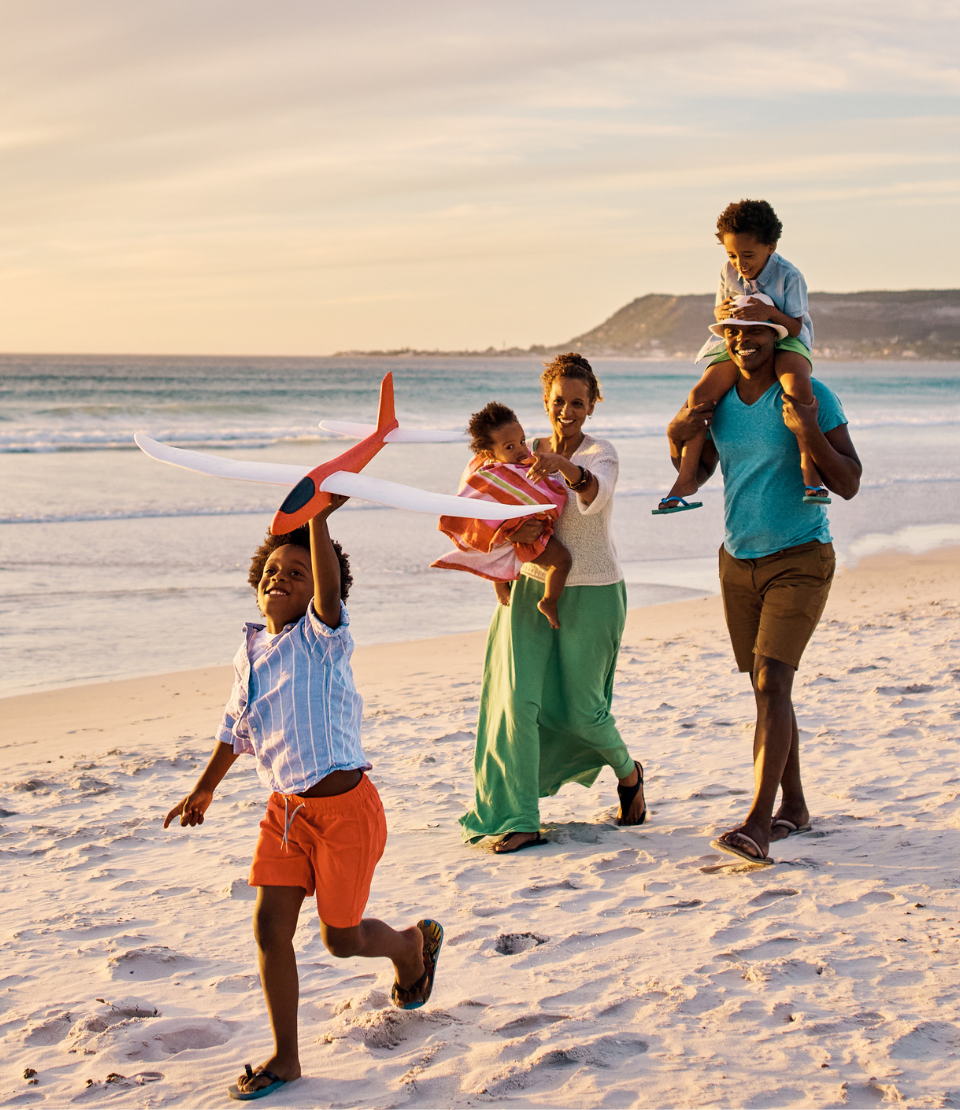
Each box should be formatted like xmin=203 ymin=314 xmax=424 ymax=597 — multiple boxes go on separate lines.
xmin=249 ymin=774 xmax=387 ymax=928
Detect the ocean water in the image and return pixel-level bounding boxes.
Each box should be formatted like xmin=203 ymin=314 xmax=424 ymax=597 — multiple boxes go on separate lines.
xmin=2 ymin=353 xmax=959 ymax=697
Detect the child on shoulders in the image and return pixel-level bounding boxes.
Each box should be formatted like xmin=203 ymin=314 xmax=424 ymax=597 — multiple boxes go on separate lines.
xmin=431 ymin=402 xmax=572 ymax=628
xmin=164 ymin=496 xmax=442 ymax=1102
xmin=654 ymin=198 xmax=829 ymax=514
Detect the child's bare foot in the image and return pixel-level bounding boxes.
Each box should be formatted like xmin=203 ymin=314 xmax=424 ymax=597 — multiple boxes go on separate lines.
xmin=537 ymin=597 xmax=560 ymax=629
xmin=494 ymin=582 xmax=512 ymax=606
xmin=235 ymin=1056 xmax=301 ymax=1095
xmin=392 ymin=923 xmax=426 ymax=993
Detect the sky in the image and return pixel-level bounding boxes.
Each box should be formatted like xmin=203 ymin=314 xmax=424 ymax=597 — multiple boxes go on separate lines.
xmin=1 ymin=0 xmax=958 ymax=355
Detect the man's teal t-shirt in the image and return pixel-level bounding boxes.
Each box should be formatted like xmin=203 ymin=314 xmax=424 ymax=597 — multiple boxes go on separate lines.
xmin=710 ymin=377 xmax=847 ymax=559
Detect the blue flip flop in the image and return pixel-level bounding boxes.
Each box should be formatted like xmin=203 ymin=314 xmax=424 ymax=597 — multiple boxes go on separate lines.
xmin=803 ymin=486 xmax=831 ymax=504
xmin=228 ymin=1065 xmax=288 ymax=1101
xmin=652 ymin=496 xmax=703 ymax=515
xmin=392 ymin=919 xmax=443 ymax=1010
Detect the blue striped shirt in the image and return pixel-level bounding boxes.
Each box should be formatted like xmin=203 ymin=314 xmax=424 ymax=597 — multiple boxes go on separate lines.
xmin=216 ymin=601 xmax=369 ymax=795
xmin=696 ymin=252 xmax=813 ymax=361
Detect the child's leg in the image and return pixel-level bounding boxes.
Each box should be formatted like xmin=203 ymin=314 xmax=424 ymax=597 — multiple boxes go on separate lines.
xmin=664 ymin=358 xmax=740 ymax=502
xmin=494 ymin=581 xmax=512 ymax=606
xmin=321 ymin=919 xmax=425 ymax=990
xmin=530 ymin=536 xmax=572 ymax=629
xmin=237 ymin=885 xmax=307 ymax=1094
xmin=774 ymin=350 xmax=824 ymax=494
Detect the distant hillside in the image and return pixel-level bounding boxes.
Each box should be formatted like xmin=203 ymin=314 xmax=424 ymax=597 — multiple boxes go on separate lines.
xmin=337 ymin=289 xmax=960 ymax=360
xmin=563 ymin=289 xmax=960 ymax=360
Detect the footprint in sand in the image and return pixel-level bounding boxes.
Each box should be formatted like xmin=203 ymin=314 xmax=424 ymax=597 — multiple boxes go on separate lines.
xmin=107 ymin=946 xmax=198 ymax=981
xmin=494 ymin=933 xmax=547 ymax=955
xmin=888 ymin=1019 xmax=960 ymax=1058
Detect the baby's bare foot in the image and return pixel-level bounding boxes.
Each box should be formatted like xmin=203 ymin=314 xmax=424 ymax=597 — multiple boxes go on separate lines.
xmin=538 ymin=597 xmax=560 ymax=629
xmin=494 ymin=582 xmax=512 ymax=606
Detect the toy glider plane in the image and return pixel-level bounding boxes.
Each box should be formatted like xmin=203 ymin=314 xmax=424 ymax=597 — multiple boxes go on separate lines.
xmin=135 ymin=372 xmax=545 ymax=535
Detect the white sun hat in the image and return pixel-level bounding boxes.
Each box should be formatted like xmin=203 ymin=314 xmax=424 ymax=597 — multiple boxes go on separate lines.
xmin=708 ymin=293 xmax=788 ymax=341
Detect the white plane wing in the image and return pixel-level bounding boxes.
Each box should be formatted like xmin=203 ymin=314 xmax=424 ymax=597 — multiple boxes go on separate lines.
xmin=320 ymin=420 xmax=464 ymax=442
xmin=135 ymin=434 xmax=308 ymax=485
xmin=134 ymin=434 xmax=543 ymax=520
xmin=317 ymin=470 xmax=542 ymax=518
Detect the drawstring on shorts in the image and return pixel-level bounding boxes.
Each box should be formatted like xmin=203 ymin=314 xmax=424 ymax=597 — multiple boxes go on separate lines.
xmin=281 ymin=796 xmax=305 ymax=851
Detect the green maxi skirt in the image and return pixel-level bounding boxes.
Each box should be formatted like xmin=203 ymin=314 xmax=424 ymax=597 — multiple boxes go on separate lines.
xmin=459 ymin=575 xmax=633 ymax=842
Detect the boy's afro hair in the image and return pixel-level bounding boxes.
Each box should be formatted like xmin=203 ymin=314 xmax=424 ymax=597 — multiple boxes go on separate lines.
xmin=248 ymin=525 xmax=353 ymax=602
xmin=467 ymin=401 xmax=519 ymax=454
xmin=541 ymin=351 xmax=603 ymax=404
xmin=716 ymin=199 xmax=783 ymax=247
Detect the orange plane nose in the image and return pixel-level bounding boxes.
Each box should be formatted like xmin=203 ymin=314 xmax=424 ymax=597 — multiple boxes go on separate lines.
xmin=270 ymin=474 xmax=333 ymax=534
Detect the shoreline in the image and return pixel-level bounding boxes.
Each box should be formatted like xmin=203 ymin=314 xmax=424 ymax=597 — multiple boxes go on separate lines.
xmin=4 ymin=545 xmax=958 ymax=773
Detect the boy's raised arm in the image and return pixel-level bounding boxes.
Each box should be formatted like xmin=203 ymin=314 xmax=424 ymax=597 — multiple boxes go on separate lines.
xmin=309 ymin=495 xmax=349 ymax=629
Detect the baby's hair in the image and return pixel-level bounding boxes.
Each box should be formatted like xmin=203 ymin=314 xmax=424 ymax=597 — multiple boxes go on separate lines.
xmin=467 ymin=401 xmax=519 ymax=454
xmin=248 ymin=525 xmax=353 ymax=602
xmin=541 ymin=351 xmax=603 ymax=404
xmin=716 ymin=199 xmax=783 ymax=247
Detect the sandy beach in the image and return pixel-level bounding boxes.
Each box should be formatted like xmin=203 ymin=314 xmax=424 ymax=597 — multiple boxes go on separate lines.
xmin=2 ymin=546 xmax=960 ymax=1109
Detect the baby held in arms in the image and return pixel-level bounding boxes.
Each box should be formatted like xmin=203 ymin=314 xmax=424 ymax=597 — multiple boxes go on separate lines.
xmin=431 ymin=402 xmax=572 ymax=628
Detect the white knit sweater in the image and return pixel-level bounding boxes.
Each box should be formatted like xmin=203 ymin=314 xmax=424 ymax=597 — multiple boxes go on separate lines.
xmin=520 ymin=434 xmax=623 ymax=588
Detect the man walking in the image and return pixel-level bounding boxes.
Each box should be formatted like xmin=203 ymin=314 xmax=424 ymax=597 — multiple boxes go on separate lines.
xmin=667 ymin=311 xmax=861 ymax=864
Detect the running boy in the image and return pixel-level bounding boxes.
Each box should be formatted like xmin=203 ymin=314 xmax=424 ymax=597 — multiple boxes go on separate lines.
xmin=163 ymin=497 xmax=442 ymax=1102
xmin=431 ymin=402 xmax=571 ymax=628
xmin=654 ymin=198 xmax=829 ymax=514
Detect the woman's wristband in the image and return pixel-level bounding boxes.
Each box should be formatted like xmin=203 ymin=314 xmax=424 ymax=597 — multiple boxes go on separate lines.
xmin=564 ymin=465 xmax=591 ymax=492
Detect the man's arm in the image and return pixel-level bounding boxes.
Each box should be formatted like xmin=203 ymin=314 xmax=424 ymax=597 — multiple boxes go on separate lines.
xmin=309 ymin=494 xmax=349 ymax=629
xmin=782 ymin=397 xmax=862 ymax=499
xmin=667 ymin=403 xmax=719 ymax=486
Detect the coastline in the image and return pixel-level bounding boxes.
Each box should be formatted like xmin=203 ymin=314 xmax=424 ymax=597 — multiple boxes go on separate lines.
xmin=1 ymin=546 xmax=959 ymax=1108
xmin=3 ymin=545 xmax=957 ymax=771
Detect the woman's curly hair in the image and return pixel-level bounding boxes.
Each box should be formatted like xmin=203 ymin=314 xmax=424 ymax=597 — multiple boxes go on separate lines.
xmin=541 ymin=351 xmax=603 ymax=404
xmin=247 ymin=525 xmax=353 ymax=602
xmin=467 ymin=401 xmax=519 ymax=454
xmin=715 ymin=199 xmax=783 ymax=247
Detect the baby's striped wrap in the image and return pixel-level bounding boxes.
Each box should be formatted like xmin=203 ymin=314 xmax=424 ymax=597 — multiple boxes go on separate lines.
xmin=430 ymin=458 xmax=567 ymax=583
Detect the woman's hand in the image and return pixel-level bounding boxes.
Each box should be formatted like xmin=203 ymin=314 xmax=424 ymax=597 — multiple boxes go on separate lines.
xmin=527 ymin=446 xmax=569 ymax=484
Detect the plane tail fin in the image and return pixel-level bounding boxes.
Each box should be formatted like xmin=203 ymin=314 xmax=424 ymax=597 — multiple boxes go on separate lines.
xmin=376 ymin=373 xmax=399 ymax=436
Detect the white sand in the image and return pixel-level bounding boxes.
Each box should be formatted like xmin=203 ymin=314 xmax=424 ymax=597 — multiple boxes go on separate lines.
xmin=2 ymin=548 xmax=960 ymax=1109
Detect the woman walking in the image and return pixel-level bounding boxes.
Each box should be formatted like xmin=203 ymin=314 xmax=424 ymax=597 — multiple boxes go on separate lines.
xmin=459 ymin=353 xmax=646 ymax=853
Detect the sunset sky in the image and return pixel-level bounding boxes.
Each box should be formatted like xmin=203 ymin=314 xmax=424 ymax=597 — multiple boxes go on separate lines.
xmin=2 ymin=1 xmax=958 ymax=355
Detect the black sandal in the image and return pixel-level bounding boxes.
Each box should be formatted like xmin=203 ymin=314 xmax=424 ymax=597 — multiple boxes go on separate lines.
xmin=616 ymin=761 xmax=646 ymax=826
xmin=493 ymin=831 xmax=548 ymax=854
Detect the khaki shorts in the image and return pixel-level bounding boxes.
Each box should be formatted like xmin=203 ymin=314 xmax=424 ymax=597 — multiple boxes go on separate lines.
xmin=719 ymin=541 xmax=835 ymax=672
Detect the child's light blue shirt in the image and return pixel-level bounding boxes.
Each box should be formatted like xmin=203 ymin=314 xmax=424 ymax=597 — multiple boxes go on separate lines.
xmin=696 ymin=252 xmax=814 ymax=362
xmin=217 ymin=600 xmax=370 ymax=795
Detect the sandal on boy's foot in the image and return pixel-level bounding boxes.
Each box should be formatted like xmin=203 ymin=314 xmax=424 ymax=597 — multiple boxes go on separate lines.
xmin=803 ymin=486 xmax=831 ymax=504
xmin=493 ymin=831 xmax=549 ymax=854
xmin=228 ymin=1064 xmax=289 ymax=1101
xmin=652 ymin=496 xmax=703 ymax=515
xmin=392 ymin=919 xmax=443 ymax=1010
xmin=616 ymin=761 xmax=646 ymax=826
xmin=710 ymin=831 xmax=774 ymax=866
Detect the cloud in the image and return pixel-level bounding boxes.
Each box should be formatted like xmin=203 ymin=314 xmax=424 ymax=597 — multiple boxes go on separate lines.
xmin=0 ymin=1 xmax=958 ymax=352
